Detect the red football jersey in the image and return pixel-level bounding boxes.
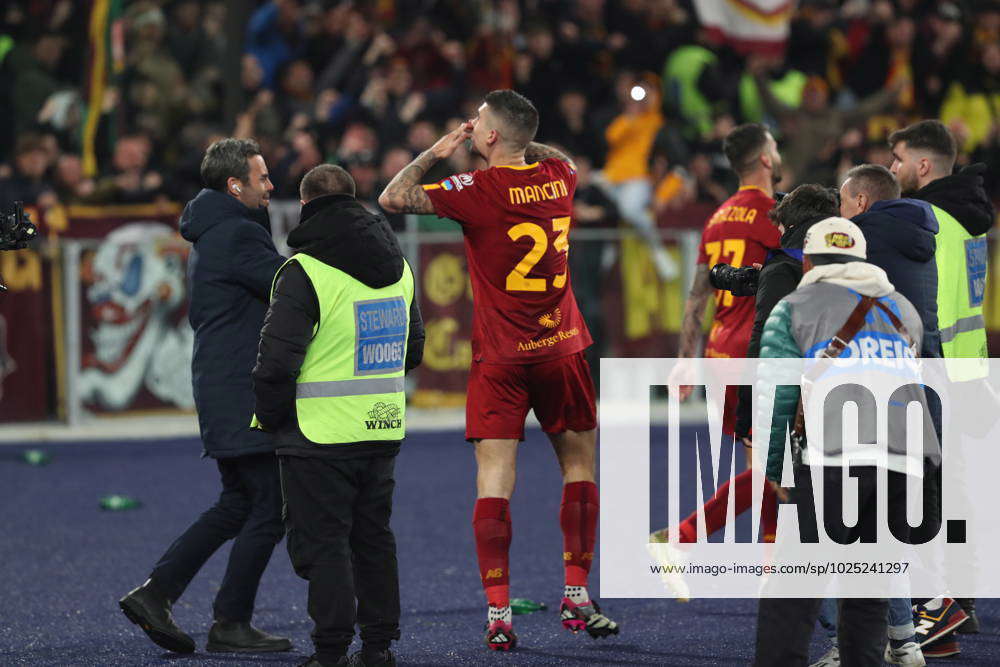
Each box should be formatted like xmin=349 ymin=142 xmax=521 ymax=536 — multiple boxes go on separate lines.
xmin=696 ymin=186 xmax=780 ymax=358
xmin=423 ymin=158 xmax=592 ymax=364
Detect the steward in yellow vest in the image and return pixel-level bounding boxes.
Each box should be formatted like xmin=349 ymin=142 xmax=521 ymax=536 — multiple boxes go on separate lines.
xmin=890 ymin=122 xmax=994 ymax=381
xmin=889 ymin=121 xmax=995 ymax=627
xmin=252 ymin=165 xmax=423 ymax=667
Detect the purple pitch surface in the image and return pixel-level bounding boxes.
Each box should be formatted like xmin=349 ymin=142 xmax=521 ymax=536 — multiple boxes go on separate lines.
xmin=0 ymin=428 xmax=996 ymax=665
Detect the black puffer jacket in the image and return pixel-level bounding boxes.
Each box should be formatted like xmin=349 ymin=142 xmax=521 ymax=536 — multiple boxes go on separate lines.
xmin=735 ymin=216 xmax=822 ymax=438
xmin=179 ymin=188 xmax=285 ymax=458
xmin=252 ymin=194 xmax=424 ymax=458
xmin=912 ymin=163 xmax=995 ymax=237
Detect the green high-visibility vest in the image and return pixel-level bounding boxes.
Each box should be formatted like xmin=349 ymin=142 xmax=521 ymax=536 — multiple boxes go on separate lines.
xmin=933 ymin=204 xmax=988 ymax=380
xmin=738 ymin=69 xmax=807 ymax=125
xmin=252 ymin=253 xmax=414 ymax=444
xmin=662 ymin=45 xmax=718 ymax=140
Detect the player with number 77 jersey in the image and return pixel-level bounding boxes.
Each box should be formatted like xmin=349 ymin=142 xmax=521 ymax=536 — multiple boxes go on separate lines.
xmin=649 ymin=124 xmax=782 ymax=599
xmin=379 ymin=89 xmax=618 ymax=652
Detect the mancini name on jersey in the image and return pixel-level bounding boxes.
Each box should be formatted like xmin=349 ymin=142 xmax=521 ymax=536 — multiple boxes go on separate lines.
xmin=508 ymin=179 xmax=569 ymax=205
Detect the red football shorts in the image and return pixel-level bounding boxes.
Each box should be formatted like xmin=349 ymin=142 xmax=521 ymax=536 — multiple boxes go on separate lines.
xmin=466 ymin=351 xmax=597 ymax=441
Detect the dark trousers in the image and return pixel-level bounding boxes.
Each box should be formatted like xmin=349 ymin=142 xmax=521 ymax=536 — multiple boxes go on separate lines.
xmin=754 ymin=465 xmax=910 ymax=667
xmin=150 ymin=452 xmax=284 ymax=622
xmin=280 ymin=453 xmax=401 ymax=662
xmin=756 ymin=597 xmax=888 ymax=667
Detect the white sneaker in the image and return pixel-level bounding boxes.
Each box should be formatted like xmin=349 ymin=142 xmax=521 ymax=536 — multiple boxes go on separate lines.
xmin=646 ymin=534 xmax=690 ymax=601
xmin=884 ymin=641 xmax=926 ymax=666
xmin=809 ymin=644 xmax=839 ymax=666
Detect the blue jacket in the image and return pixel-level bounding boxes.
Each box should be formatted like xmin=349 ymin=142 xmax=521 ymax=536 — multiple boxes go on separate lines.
xmin=852 ymin=198 xmax=940 ymax=359
xmin=180 ymin=189 xmax=285 ymax=458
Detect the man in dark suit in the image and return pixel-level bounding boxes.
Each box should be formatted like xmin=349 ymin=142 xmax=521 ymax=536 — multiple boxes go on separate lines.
xmin=119 ymin=138 xmax=291 ymax=654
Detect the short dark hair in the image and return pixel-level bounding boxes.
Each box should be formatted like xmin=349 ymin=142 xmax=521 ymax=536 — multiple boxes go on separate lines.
xmin=200 ymin=138 xmax=261 ymax=191
xmin=14 ymin=133 xmax=46 ymax=156
xmin=843 ymin=164 xmax=900 ymax=203
xmin=484 ymin=89 xmax=539 ymax=149
xmin=300 ymin=164 xmax=356 ymax=202
xmin=723 ymin=123 xmax=770 ymax=176
xmin=769 ymin=183 xmax=839 ymax=230
xmin=888 ymin=120 xmax=957 ymax=171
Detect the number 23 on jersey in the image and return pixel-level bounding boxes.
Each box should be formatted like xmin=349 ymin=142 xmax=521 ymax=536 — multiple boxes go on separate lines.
xmin=505 ymin=216 xmax=570 ymax=292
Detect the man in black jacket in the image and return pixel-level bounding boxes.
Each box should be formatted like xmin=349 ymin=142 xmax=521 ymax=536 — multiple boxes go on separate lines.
xmin=252 ymin=164 xmax=424 ymax=667
xmin=120 ymin=139 xmax=291 ymax=654
xmin=841 ymin=163 xmax=941 ymax=359
xmin=837 ymin=163 xmax=943 ymax=665
xmin=735 ymin=184 xmax=839 ymax=440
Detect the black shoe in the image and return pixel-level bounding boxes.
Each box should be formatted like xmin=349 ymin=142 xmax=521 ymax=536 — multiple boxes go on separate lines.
xmin=206 ymin=620 xmax=292 ymax=653
xmin=955 ymin=598 xmax=980 ymax=634
xmin=299 ymin=655 xmax=348 ymax=667
xmin=119 ymin=578 xmax=196 ymax=654
xmin=347 ymin=649 xmax=396 ymax=667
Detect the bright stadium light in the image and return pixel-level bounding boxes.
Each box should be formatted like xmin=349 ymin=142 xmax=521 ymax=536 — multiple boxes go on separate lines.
xmin=630 ymin=85 xmax=646 ymax=102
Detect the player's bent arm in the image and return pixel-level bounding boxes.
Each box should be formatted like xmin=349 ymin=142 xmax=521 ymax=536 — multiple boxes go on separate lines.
xmin=378 ymin=149 xmax=439 ymax=214
xmin=524 ymin=142 xmax=573 ymax=165
xmin=678 ymin=263 xmax=712 ymax=358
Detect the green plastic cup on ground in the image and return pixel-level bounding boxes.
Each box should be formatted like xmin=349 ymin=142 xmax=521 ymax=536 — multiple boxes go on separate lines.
xmin=22 ymin=449 xmax=51 ymax=466
xmin=100 ymin=495 xmax=142 ymax=511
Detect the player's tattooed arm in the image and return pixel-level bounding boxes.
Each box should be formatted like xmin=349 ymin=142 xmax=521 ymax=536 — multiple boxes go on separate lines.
xmin=524 ymin=142 xmax=572 ymax=164
xmin=378 ymin=150 xmax=438 ymax=214
xmin=379 ymin=122 xmax=472 ymax=214
xmin=678 ymin=263 xmax=713 ymax=358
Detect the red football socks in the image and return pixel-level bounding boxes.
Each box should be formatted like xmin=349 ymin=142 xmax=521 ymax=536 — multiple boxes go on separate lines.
xmin=560 ymin=480 xmax=599 ymax=587
xmin=677 ymin=468 xmax=779 ymax=542
xmin=473 ymin=497 xmax=512 ymax=608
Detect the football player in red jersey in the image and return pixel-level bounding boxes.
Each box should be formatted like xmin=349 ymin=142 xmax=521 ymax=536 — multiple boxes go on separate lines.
xmin=650 ymin=124 xmax=783 ymax=597
xmin=380 ymin=90 xmax=618 ymax=651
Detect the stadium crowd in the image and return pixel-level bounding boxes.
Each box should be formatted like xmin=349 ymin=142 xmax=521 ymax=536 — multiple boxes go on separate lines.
xmin=1 ymin=0 xmax=999 ymax=227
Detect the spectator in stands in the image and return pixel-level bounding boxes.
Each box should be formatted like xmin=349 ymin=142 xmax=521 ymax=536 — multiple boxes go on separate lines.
xmin=913 ymin=3 xmax=967 ymax=117
xmin=376 ymin=146 xmax=418 ymax=230
xmin=0 ymin=134 xmax=57 ymax=210
xmin=270 ymin=130 xmax=322 ymax=200
xmin=600 ymin=73 xmax=677 ymax=281
xmin=548 ymin=89 xmax=606 ymax=167
xmin=166 ymin=1 xmax=224 ymax=82
xmin=246 ymin=0 xmax=303 ymax=90
xmin=345 ymin=155 xmax=379 ymax=211
xmin=314 ymin=9 xmax=376 ymax=95
xmin=572 ymin=155 xmax=618 ymax=380
xmin=786 ymin=0 xmax=839 ymax=77
xmin=275 ymin=58 xmax=316 ymax=129
xmin=941 ymin=42 xmax=1000 ymax=156
xmin=88 ymin=134 xmax=165 ymax=205
xmin=2 ymin=1 xmax=999 ymax=223
xmin=515 ymin=23 xmax=565 ymax=131
xmin=51 ymin=153 xmax=95 ymax=205
xmin=750 ymin=56 xmax=903 ymax=186
xmin=10 ymin=32 xmax=65 ymax=134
